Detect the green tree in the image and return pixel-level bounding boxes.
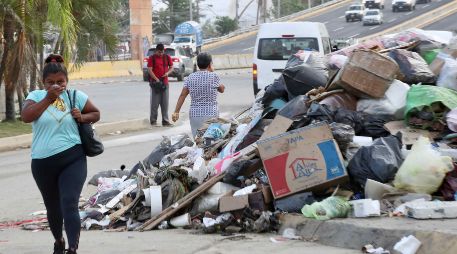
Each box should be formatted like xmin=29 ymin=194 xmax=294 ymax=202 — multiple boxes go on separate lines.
xmin=214 ymin=16 xmax=238 ymax=36
xmin=153 ymin=0 xmax=206 ymax=34
xmin=0 ymin=0 xmax=123 ymax=121
xmin=201 ymin=19 xmax=218 ymax=39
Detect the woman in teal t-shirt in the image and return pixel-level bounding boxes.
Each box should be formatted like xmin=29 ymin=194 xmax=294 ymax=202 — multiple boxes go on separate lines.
xmin=21 ymin=54 xmax=100 ymax=254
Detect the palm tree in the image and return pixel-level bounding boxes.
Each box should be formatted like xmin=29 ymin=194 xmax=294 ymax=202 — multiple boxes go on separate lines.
xmin=0 ymin=0 xmax=123 ymax=121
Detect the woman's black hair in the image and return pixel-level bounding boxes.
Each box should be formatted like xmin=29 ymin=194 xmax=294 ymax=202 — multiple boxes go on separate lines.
xmin=197 ymin=52 xmax=212 ymax=69
xmin=43 ymin=54 xmax=68 ymax=81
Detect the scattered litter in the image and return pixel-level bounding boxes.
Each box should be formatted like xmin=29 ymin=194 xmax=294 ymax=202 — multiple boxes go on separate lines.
xmin=393 ymin=235 xmax=421 ymax=254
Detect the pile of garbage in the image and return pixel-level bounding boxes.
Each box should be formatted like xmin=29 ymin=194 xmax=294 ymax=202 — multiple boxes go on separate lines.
xmin=25 ymin=29 xmax=457 ymax=240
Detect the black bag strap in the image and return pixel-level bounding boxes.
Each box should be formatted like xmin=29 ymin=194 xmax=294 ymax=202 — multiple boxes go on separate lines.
xmin=151 ymin=54 xmax=168 ymax=73
xmin=66 ymin=89 xmax=80 ymax=126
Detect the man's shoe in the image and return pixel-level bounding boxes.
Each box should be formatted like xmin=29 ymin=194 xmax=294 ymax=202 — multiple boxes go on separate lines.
xmin=65 ymin=248 xmax=77 ymax=254
xmin=150 ymin=121 xmax=158 ymax=126
xmin=162 ymin=121 xmax=174 ymax=127
xmin=53 ymin=238 xmax=65 ymax=254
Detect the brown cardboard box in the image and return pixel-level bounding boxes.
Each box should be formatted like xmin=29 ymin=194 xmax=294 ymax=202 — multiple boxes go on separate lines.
xmin=329 ymin=49 xmax=399 ymax=98
xmin=384 ymin=121 xmax=439 ymax=145
xmin=219 ymin=185 xmax=273 ymax=212
xmin=219 ymin=190 xmax=249 ymax=212
xmin=257 ymin=122 xmax=348 ymax=199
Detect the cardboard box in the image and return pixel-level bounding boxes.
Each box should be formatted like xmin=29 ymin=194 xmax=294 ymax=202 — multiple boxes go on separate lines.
xmin=219 ymin=185 xmax=273 ymax=212
xmin=329 ymin=49 xmax=399 ymax=99
xmin=257 ymin=123 xmax=348 ymax=199
xmin=384 ymin=121 xmax=439 ymax=145
xmin=219 ymin=190 xmax=249 ymax=212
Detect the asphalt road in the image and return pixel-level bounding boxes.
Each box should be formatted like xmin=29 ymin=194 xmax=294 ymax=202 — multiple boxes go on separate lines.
xmin=70 ymin=69 xmax=253 ymax=124
xmin=424 ymin=11 xmax=457 ymax=31
xmin=208 ymin=0 xmax=453 ymax=55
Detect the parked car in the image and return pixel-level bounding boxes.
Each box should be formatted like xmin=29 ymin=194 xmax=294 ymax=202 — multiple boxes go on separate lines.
xmin=142 ymin=46 xmax=196 ymax=82
xmin=363 ymin=9 xmax=384 ymax=25
xmin=345 ymin=4 xmax=365 ymax=22
xmin=363 ymin=0 xmax=385 ymax=9
xmin=392 ymin=0 xmax=416 ymax=12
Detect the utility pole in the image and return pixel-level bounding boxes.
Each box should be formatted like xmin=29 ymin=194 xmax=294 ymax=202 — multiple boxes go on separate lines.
xmin=189 ymin=0 xmax=193 ymax=21
xmin=196 ymin=0 xmax=200 ymax=22
xmin=277 ymin=0 xmax=281 ymax=18
xmin=236 ymin=0 xmax=239 ymax=21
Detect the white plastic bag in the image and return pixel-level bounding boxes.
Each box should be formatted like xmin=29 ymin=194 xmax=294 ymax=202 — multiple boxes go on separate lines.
xmin=393 ymin=137 xmax=453 ymax=194
xmin=437 ymin=58 xmax=457 ymax=91
xmin=357 ymin=80 xmax=410 ymax=119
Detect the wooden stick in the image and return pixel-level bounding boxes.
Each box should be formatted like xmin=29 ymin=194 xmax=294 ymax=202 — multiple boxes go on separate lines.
xmin=138 ymin=172 xmax=226 ymax=231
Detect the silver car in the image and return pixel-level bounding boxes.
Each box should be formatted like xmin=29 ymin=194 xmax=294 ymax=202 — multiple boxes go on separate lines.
xmin=142 ymin=46 xmax=196 ymax=81
xmin=363 ymin=9 xmax=383 ymax=26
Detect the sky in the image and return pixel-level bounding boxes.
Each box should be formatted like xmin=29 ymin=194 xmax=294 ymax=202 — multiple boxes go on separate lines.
xmin=152 ymin=0 xmax=273 ymax=28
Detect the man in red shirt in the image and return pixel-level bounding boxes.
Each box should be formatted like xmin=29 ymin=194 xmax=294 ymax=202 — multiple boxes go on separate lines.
xmin=147 ymin=43 xmax=174 ymax=126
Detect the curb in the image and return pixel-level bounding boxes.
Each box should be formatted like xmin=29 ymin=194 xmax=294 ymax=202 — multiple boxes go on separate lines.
xmin=279 ymin=214 xmax=457 ymax=253
xmin=0 ymin=118 xmax=151 ymax=153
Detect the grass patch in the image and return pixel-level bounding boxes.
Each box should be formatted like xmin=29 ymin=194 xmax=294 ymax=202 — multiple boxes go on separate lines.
xmin=0 ymin=120 xmax=32 ymax=138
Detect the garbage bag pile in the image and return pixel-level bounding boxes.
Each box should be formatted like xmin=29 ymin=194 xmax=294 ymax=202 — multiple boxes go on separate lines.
xmin=24 ymin=29 xmax=457 ymax=234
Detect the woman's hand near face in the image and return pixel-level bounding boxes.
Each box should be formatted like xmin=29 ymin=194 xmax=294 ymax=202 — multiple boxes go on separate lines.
xmin=45 ymin=84 xmax=64 ymax=103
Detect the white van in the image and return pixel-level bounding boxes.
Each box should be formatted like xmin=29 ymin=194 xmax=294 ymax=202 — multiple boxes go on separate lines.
xmin=252 ymin=22 xmax=331 ymax=95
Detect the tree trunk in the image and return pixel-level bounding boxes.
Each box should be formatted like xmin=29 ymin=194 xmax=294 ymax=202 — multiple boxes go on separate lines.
xmin=30 ymin=35 xmax=37 ymax=92
xmin=0 ymin=13 xmax=14 ymax=91
xmin=5 ymin=82 xmax=16 ymax=121
xmin=16 ymin=84 xmax=24 ymax=114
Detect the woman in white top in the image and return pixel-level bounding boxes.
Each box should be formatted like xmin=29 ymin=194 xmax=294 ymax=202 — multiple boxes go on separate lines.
xmin=172 ymin=52 xmax=225 ymax=137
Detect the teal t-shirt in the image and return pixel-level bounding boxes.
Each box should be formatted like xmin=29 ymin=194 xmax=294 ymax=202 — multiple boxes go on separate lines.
xmin=26 ymin=89 xmax=88 ymax=159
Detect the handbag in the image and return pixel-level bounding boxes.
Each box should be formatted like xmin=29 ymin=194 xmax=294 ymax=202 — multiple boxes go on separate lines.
xmin=149 ymin=79 xmax=167 ymax=92
xmin=67 ymin=90 xmax=104 ymax=157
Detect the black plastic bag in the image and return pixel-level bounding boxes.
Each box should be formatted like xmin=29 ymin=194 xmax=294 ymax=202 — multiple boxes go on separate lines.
xmin=285 ymin=51 xmax=328 ymax=78
xmin=334 ymin=109 xmax=365 ymax=134
xmin=143 ymin=134 xmax=193 ymax=168
xmin=274 ymin=192 xmax=315 ymax=213
xmin=330 ymin=122 xmax=355 ymax=155
xmin=283 ymin=65 xmax=327 ymax=99
xmin=285 ymin=54 xmax=303 ymax=69
xmin=277 ymin=95 xmax=310 ymax=120
xmin=439 ymin=164 xmax=457 ymax=201
xmin=223 ymin=159 xmax=260 ymax=186
xmin=388 ymin=49 xmax=436 ymax=84
xmin=361 ymin=114 xmax=392 ymax=138
xmin=306 ymin=102 xmax=335 ymax=123
xmin=262 ymin=76 xmax=289 ymax=106
xmin=236 ymin=120 xmax=272 ymax=152
xmin=347 ymin=135 xmax=403 ymax=190
xmin=88 ymin=169 xmax=129 ymax=186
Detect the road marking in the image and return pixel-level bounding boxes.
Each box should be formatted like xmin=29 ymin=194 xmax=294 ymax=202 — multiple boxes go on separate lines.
xmin=422 ymin=4 xmax=430 ymax=8
xmin=242 ymin=47 xmax=254 ymax=52
xmin=333 ymin=27 xmax=344 ymax=31
xmin=405 ymin=12 xmax=414 ymax=16
xmin=369 ymin=26 xmax=379 ymax=30
xmin=323 ymin=21 xmax=329 ymax=24
xmin=388 ymin=18 xmax=397 ymax=23
xmin=348 ymin=33 xmax=360 ymax=38
xmin=338 ymin=15 xmax=345 ymax=18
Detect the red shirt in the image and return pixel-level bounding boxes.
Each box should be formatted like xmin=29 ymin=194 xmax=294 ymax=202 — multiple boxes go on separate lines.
xmin=147 ymin=54 xmax=173 ymax=84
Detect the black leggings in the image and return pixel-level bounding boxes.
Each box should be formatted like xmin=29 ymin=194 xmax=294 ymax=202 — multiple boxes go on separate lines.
xmin=32 ymin=145 xmax=87 ymax=249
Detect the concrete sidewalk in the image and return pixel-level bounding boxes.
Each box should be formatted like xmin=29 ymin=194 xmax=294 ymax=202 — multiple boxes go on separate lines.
xmin=280 ymin=214 xmax=457 ymax=254
xmin=0 ymin=118 xmax=153 ymax=153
